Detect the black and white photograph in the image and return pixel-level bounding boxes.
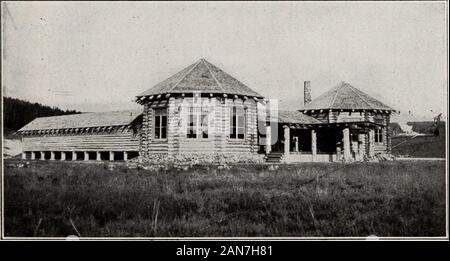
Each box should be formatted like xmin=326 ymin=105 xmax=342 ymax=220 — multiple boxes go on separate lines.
xmin=1 ymin=0 xmax=448 ymax=245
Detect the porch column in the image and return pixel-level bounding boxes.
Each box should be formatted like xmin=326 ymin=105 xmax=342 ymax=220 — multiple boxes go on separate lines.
xmin=265 ymin=125 xmax=271 ymax=154
xmin=72 ymin=151 xmax=77 ymax=161
xmin=368 ymin=129 xmax=375 ymax=157
xmin=110 ymin=151 xmax=115 ymax=161
xmin=342 ymin=128 xmax=351 ymax=161
xmin=96 ymin=152 xmax=101 ymax=161
xmin=124 ymin=152 xmax=128 ymax=161
xmin=50 ymin=151 xmax=55 ymax=160
xmin=61 ymin=152 xmax=66 ymax=161
xmin=31 ymin=152 xmax=36 ymax=160
xmin=40 ymin=152 xmax=45 ymax=160
xmin=284 ymin=126 xmax=290 ymax=155
xmin=22 ymin=152 xmax=26 ymax=160
xmin=311 ymin=129 xmax=317 ymax=161
xmin=293 ymin=137 xmax=299 ymax=153
xmin=358 ymin=134 xmax=365 ymax=161
xmin=84 ymin=151 xmax=89 ymax=161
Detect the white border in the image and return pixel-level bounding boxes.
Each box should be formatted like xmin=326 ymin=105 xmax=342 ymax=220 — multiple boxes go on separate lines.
xmin=0 ymin=0 xmax=448 ymax=241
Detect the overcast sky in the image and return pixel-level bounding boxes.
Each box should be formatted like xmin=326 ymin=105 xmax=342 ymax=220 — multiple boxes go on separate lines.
xmin=2 ymin=1 xmax=447 ymax=120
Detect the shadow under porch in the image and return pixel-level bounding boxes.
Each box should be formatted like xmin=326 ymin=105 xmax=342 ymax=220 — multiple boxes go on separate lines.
xmin=263 ymin=123 xmax=378 ymax=163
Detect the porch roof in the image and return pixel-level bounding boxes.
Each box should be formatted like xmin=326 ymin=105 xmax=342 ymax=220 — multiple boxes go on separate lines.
xmin=285 ymin=120 xmax=386 ymax=129
xmin=277 ymin=110 xmax=323 ymax=124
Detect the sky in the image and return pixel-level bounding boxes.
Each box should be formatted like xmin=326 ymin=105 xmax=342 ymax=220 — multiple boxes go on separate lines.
xmin=2 ymin=1 xmax=448 ymax=121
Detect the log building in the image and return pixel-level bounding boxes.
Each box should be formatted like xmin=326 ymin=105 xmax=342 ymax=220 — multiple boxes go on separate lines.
xmin=17 ymin=110 xmax=142 ymax=161
xmin=17 ymin=59 xmax=395 ymax=163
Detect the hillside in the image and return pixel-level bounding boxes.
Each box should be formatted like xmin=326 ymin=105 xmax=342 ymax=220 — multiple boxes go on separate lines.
xmin=391 ymin=122 xmax=446 ymax=158
xmin=3 ymin=97 xmax=80 ymax=131
xmin=3 ymin=97 xmax=81 ymax=158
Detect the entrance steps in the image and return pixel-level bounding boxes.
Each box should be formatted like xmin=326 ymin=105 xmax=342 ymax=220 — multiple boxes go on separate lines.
xmin=265 ymin=152 xmax=284 ymax=163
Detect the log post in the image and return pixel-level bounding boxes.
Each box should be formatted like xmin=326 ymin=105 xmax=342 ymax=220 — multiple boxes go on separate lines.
xmin=84 ymin=151 xmax=89 ymax=161
xmin=96 ymin=152 xmax=101 ymax=161
xmin=72 ymin=151 xmax=77 ymax=161
xmin=124 ymin=152 xmax=128 ymax=161
xmin=22 ymin=152 xmax=26 ymax=160
xmin=283 ymin=126 xmax=290 ymax=155
xmin=311 ymin=129 xmax=317 ymax=161
xmin=358 ymin=133 xmax=365 ymax=161
xmin=31 ymin=152 xmax=36 ymax=160
xmin=61 ymin=152 xmax=66 ymax=161
xmin=293 ymin=136 xmax=299 ymax=153
xmin=110 ymin=151 xmax=115 ymax=161
xmin=265 ymin=125 xmax=271 ymax=154
xmin=40 ymin=152 xmax=45 ymax=160
xmin=342 ymin=128 xmax=351 ymax=161
xmin=368 ymin=129 xmax=375 ymax=157
xmin=50 ymin=151 xmax=55 ymax=160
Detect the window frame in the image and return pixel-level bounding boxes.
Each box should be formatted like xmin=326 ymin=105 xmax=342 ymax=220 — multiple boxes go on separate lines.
xmin=186 ymin=105 xmax=210 ymax=139
xmin=153 ymin=108 xmax=168 ymax=140
xmin=229 ymin=106 xmax=247 ymax=140
xmin=374 ymin=127 xmax=383 ymax=144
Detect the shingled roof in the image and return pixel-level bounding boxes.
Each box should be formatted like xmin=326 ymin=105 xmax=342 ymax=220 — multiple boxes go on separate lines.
xmin=278 ymin=110 xmax=323 ymax=124
xmin=138 ymin=59 xmax=263 ymax=98
xmin=301 ymin=82 xmax=394 ymax=111
xmin=18 ymin=110 xmax=142 ymax=131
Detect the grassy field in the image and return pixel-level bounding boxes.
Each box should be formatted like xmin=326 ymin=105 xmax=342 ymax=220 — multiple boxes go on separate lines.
xmin=3 ymin=160 xmax=446 ymax=238
xmin=391 ymin=135 xmax=446 ymax=158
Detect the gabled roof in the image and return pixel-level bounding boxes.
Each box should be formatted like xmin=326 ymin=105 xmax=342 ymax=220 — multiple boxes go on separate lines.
xmin=18 ymin=110 xmax=142 ymax=131
xmin=278 ymin=110 xmax=323 ymax=124
xmin=301 ymin=82 xmax=394 ymax=111
xmin=138 ymin=59 xmax=263 ymax=98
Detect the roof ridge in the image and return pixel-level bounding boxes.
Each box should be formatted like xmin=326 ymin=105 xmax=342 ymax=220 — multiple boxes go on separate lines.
xmin=202 ymin=59 xmax=226 ymax=93
xmin=167 ymin=59 xmax=202 ymax=93
xmin=346 ymin=84 xmax=374 ymax=109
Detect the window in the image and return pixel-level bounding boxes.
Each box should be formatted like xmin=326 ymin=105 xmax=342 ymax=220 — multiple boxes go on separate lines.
xmin=230 ymin=106 xmax=246 ymax=139
xmin=187 ymin=107 xmax=197 ymax=138
xmin=375 ymin=128 xmax=383 ymax=143
xmin=154 ymin=108 xmax=167 ymax=139
xmin=187 ymin=106 xmax=209 ymax=139
xmin=201 ymin=111 xmax=208 ymax=138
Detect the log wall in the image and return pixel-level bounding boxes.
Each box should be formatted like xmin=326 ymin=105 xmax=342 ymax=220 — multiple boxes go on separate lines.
xmin=140 ymin=96 xmax=259 ymax=157
xmin=22 ymin=130 xmax=140 ymax=152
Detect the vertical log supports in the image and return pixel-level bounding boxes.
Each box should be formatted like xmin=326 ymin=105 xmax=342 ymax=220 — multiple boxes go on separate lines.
xmin=61 ymin=152 xmax=66 ymax=161
xmin=293 ymin=137 xmax=299 ymax=153
xmin=110 ymin=151 xmax=115 ymax=161
xmin=50 ymin=151 xmax=55 ymax=160
xmin=31 ymin=152 xmax=36 ymax=160
xmin=84 ymin=151 xmax=89 ymax=161
xmin=265 ymin=125 xmax=271 ymax=154
xmin=124 ymin=152 xmax=128 ymax=161
xmin=358 ymin=133 xmax=365 ymax=161
xmin=22 ymin=152 xmax=26 ymax=160
xmin=283 ymin=126 xmax=290 ymax=156
xmin=96 ymin=152 xmax=101 ymax=161
xmin=342 ymin=128 xmax=351 ymax=161
xmin=72 ymin=151 xmax=77 ymax=161
xmin=40 ymin=152 xmax=45 ymax=160
xmin=311 ymin=129 xmax=317 ymax=161
xmin=368 ymin=129 xmax=375 ymax=158
xmin=386 ymin=114 xmax=391 ymax=154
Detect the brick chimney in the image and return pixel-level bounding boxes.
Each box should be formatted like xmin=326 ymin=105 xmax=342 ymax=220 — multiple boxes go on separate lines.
xmin=304 ymin=81 xmax=312 ymax=106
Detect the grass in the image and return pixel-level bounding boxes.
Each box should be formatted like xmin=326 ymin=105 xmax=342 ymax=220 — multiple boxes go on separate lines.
xmin=391 ymin=135 xmax=446 ymax=158
xmin=3 ymin=160 xmax=446 ymax=237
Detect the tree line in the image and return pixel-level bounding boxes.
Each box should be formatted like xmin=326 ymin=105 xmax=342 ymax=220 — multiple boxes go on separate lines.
xmin=3 ymin=97 xmax=81 ymax=131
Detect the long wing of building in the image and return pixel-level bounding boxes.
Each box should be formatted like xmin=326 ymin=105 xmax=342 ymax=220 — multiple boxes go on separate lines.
xmin=17 ymin=110 xmax=142 ymax=161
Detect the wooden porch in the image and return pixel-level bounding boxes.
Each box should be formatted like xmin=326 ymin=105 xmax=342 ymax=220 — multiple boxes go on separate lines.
xmin=264 ymin=121 xmax=383 ymax=163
